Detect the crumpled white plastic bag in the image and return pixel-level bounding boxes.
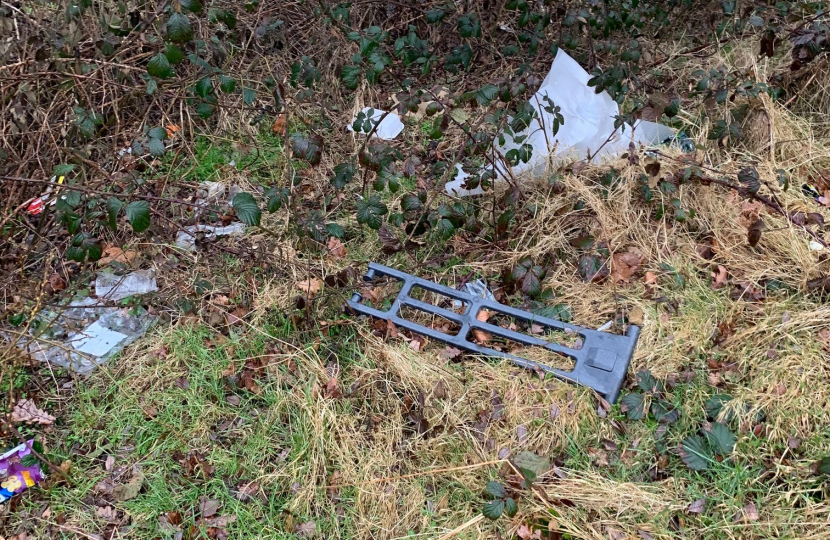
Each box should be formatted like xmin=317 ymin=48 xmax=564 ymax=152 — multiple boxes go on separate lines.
xmin=446 ymin=49 xmax=681 ymax=196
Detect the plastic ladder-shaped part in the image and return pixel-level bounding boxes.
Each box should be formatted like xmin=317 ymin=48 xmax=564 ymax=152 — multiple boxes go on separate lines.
xmin=347 ymin=263 xmax=639 ymax=403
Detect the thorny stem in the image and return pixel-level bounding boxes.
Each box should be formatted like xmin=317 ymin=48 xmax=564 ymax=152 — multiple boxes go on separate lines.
xmin=652 ymin=150 xmax=829 ymax=249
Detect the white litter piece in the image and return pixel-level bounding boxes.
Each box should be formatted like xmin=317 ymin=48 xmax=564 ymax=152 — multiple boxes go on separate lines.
xmin=452 ymin=279 xmax=495 ymax=310
xmin=446 ymin=49 xmax=683 ymax=196
xmin=175 ymin=222 xmax=246 ymax=251
xmin=95 ymin=270 xmax=158 ymax=301
xmin=5 ymin=297 xmax=157 ymax=374
xmin=71 ymin=320 xmax=129 ymax=357
xmin=810 ymin=240 xmax=824 ymax=251
xmin=348 ymin=107 xmax=405 ymax=140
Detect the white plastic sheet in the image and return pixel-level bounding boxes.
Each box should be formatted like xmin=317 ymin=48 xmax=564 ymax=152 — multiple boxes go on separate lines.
xmin=348 ymin=107 xmax=405 ymax=140
xmin=446 ymin=49 xmax=681 ymax=196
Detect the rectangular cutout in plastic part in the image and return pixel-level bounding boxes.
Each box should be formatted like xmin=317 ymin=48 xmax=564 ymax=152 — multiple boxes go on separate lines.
xmin=398 ymin=305 xmax=462 ymax=336
xmin=347 ymin=263 xmax=640 ymax=403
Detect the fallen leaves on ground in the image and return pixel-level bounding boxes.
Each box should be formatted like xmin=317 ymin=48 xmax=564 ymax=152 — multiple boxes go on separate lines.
xmin=734 ymin=502 xmax=760 ymax=523
xmin=98 ymin=245 xmax=137 ymax=266
xmin=516 ymin=524 xmax=542 ymax=539
xmin=272 ymin=114 xmax=287 ymax=136
xmin=96 ymin=506 xmax=117 ymax=521
xmin=326 ymin=237 xmax=346 ymax=258
xmin=199 ymin=497 xmax=221 ymax=518
xmin=686 ymin=498 xmax=707 ymax=514
xmin=472 ymin=309 xmax=491 ymax=343
xmin=644 ymin=271 xmax=658 ymax=285
xmin=113 ymin=471 xmax=144 ymax=502
xmin=180 ymin=451 xmax=214 ymax=480
xmin=438 ymin=346 xmax=462 ymax=361
xmin=295 ymin=520 xmax=316 ymax=538
xmin=11 ymin=399 xmax=55 ymax=425
xmin=296 ymin=278 xmax=323 ymax=295
xmin=610 ymin=250 xmax=643 ymax=283
xmin=711 ymin=265 xmax=728 ymax=289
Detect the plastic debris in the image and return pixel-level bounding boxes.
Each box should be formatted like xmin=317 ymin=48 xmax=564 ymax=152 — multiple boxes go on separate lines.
xmin=7 ymin=296 xmax=157 ymax=373
xmin=349 ymin=263 xmax=640 ymax=402
xmin=24 ymin=175 xmax=65 ymax=216
xmin=95 ymin=270 xmax=158 ymax=301
xmin=446 ymin=49 xmax=688 ymax=196
xmin=175 ymin=222 xmax=246 ymax=251
xmin=453 ymin=279 xmax=495 ymax=310
xmin=348 ymin=107 xmax=405 ymax=140
xmin=0 ymin=441 xmax=44 ymax=503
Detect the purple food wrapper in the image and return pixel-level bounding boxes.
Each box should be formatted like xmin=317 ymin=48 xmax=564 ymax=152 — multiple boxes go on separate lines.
xmin=0 ymin=440 xmax=45 ymax=503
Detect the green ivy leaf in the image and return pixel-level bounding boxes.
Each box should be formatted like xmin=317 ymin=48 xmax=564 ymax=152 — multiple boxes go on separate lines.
xmin=651 ymin=400 xmax=680 ymax=424
xmin=482 ymin=499 xmax=504 ymax=521
xmin=817 ymin=457 xmax=830 ymax=475
xmin=331 ymin=162 xmax=355 ymax=190
xmin=167 ymin=12 xmax=193 ymax=42
xmin=326 ymin=223 xmax=345 ymax=238
xmin=341 ymin=64 xmax=363 ymax=89
xmin=291 ymin=133 xmax=323 ymax=166
xmin=242 ymin=87 xmax=256 ymax=105
xmin=504 ymin=497 xmax=518 ymax=518
xmin=63 ymin=189 xmax=82 ymax=208
xmin=620 ymin=392 xmax=646 ymax=420
xmin=529 ymin=300 xmax=570 ymax=320
xmin=147 ymin=137 xmax=166 ymax=157
xmin=232 ymin=192 xmax=261 ymax=226
xmin=219 ymin=75 xmax=236 ymax=93
xmin=705 ymin=394 xmax=733 ymax=421
xmin=636 ymin=370 xmax=660 ymax=394
xmin=434 ymin=218 xmax=455 ymax=239
xmin=458 ymin=14 xmax=482 ymax=38
xmin=704 ymin=422 xmax=736 ymax=455
xmin=179 ymin=0 xmax=202 ymax=13
xmin=679 ymin=435 xmax=713 ymax=471
xmin=148 ymin=127 xmax=168 ymax=140
xmin=106 ymin=197 xmax=123 ymax=231
xmin=356 ymin=195 xmax=387 ymax=230
xmin=426 ymin=9 xmax=445 ymax=23
xmin=164 ymin=43 xmax=185 ymax=64
xmin=195 ymin=76 xmax=213 ymax=98
xmin=53 ymin=163 xmax=74 ymax=177
xmin=125 ymin=201 xmax=151 ymax=233
xmin=485 ymin=481 xmax=506 ymax=499
xmin=400 ymin=194 xmax=422 ymax=212
xmin=66 ymin=232 xmax=102 ymax=263
xmin=147 ymin=53 xmax=172 ymax=78
xmin=265 ymin=186 xmax=289 ymax=213
xmin=196 ymin=102 xmax=215 ymax=118
xmin=512 ymin=450 xmax=550 ymax=478
xmin=146 ymin=78 xmax=158 ymax=95
xmin=521 ymin=270 xmax=542 ymax=297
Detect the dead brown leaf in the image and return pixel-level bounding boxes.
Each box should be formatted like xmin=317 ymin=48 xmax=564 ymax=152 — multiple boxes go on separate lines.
xmin=686 ymin=498 xmax=706 ymax=514
xmin=113 ymin=471 xmax=144 ymax=502
xmin=272 ymin=114 xmax=287 ymax=136
xmin=98 ymin=245 xmax=137 ymax=266
xmin=324 ymin=377 xmax=341 ymax=399
xmin=610 ymin=250 xmax=643 ymax=283
xmin=199 ymin=497 xmax=221 ymax=518
xmin=11 ymin=399 xmax=55 ymax=425
xmin=104 ymin=456 xmax=115 ymax=471
xmin=235 ymin=480 xmax=260 ymax=502
xmin=326 ymin=237 xmax=347 ymax=259
xmin=516 ymin=524 xmax=542 ymax=539
xmin=734 ymin=502 xmax=760 ymax=523
xmin=628 ymin=306 xmax=644 ymax=325
xmin=96 ymin=506 xmax=117 ymax=521
xmin=297 ymin=278 xmax=323 ymax=296
xmin=472 ymin=309 xmax=491 ymax=343
xmin=295 ymin=520 xmax=316 ymax=538
xmin=644 ymin=271 xmax=658 ymax=285
xmin=517 ymin=424 xmax=528 ymax=445
xmin=711 ymin=265 xmax=728 ymax=289
xmin=438 ymin=346 xmax=462 ymax=361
